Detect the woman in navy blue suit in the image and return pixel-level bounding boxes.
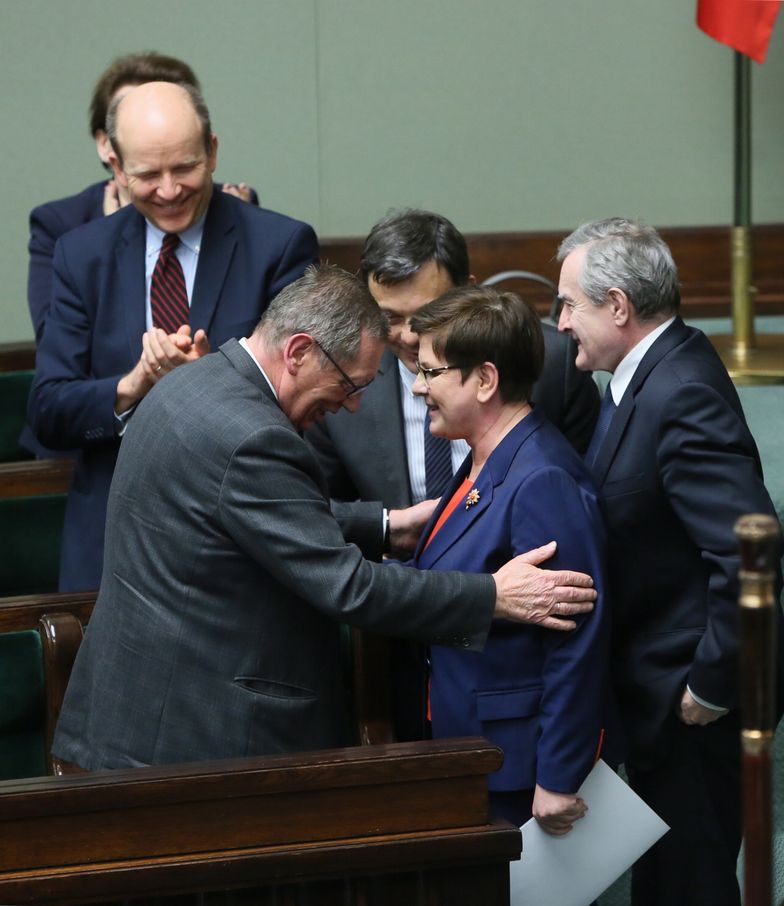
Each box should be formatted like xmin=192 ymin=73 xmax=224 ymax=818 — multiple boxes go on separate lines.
xmin=408 ymin=285 xmax=612 ymax=832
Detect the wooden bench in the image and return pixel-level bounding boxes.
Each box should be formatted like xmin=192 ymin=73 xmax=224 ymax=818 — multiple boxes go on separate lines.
xmin=0 ymin=737 xmax=520 ymax=905
xmin=0 ymin=591 xmax=96 ymax=780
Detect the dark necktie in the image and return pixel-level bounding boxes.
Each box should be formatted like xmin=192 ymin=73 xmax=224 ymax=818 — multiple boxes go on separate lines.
xmin=584 ymin=383 xmax=617 ymax=468
xmin=424 ymin=410 xmax=453 ymax=498
xmin=150 ymin=233 xmax=189 ymax=334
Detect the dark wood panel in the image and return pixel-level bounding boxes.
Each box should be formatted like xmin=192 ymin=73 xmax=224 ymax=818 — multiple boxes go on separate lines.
xmin=0 ymin=591 xmax=96 ymax=633
xmin=0 ymin=739 xmax=519 ymax=905
xmin=0 ymin=459 xmax=74 ymax=498
xmin=320 ymin=222 xmax=784 ymax=318
xmin=0 ymin=828 xmax=518 ymax=905
xmin=0 ymin=341 xmax=35 ymax=372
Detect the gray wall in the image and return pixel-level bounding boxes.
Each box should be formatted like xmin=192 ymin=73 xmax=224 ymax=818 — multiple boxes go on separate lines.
xmin=2 ymin=0 xmax=782 ymax=342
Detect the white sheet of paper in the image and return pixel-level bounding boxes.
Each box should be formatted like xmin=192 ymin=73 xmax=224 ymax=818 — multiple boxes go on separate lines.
xmin=509 ymin=759 xmax=669 ymax=906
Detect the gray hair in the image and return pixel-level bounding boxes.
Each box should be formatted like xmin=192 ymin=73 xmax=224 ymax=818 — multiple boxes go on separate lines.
xmin=557 ymin=218 xmax=680 ymax=321
xmin=106 ymin=81 xmax=213 ymax=166
xmin=258 ymin=265 xmax=388 ymax=362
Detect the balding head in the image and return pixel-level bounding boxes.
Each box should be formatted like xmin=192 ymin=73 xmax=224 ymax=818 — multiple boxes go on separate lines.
xmin=107 ymin=81 xmax=218 ymax=233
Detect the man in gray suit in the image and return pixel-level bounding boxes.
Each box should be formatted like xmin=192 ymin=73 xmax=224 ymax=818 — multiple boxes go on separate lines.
xmin=53 ymin=265 xmax=597 ymax=770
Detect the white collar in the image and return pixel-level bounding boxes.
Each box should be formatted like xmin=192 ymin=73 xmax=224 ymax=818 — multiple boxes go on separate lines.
xmin=239 ymin=337 xmax=278 ymax=399
xmin=609 ymin=316 xmax=675 ymax=404
xmin=145 ymin=211 xmax=207 ymax=256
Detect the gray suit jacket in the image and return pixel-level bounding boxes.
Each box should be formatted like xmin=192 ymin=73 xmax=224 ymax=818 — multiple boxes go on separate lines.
xmin=52 ymin=339 xmax=495 ymax=770
xmin=307 ymin=324 xmax=599 ymax=527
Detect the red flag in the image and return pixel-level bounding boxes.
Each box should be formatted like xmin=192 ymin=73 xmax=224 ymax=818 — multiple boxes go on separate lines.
xmin=697 ymin=0 xmax=781 ymax=63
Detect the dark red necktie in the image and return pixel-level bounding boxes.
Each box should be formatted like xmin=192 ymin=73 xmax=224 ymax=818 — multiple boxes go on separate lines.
xmin=150 ymin=233 xmax=189 ymax=334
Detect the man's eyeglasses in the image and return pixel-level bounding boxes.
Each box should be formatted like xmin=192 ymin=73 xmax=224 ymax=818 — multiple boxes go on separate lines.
xmin=315 ymin=341 xmax=373 ymax=399
xmin=415 ymin=362 xmax=464 ymax=386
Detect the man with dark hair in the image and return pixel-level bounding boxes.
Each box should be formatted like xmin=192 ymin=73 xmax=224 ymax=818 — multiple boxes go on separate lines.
xmin=557 ymin=217 xmax=782 ymax=906
xmin=309 ymin=210 xmax=598 ymax=526
xmin=53 ymin=266 xmax=598 ymax=771
xmin=306 ymin=208 xmax=600 ymax=738
xmin=88 ymin=52 xmax=200 ymax=142
xmin=29 ymin=81 xmax=318 ymax=592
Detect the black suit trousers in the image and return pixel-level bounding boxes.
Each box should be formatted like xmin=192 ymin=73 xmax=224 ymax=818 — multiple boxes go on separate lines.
xmin=626 ymin=713 xmax=741 ymax=906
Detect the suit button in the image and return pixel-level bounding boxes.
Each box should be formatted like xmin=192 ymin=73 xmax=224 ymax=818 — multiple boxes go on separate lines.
xmin=461 ymin=638 xmax=471 ymax=648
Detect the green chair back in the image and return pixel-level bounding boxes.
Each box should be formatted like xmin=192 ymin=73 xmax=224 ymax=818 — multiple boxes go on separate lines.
xmin=0 ymin=629 xmax=47 ymax=780
xmin=0 ymin=371 xmax=35 ymax=462
xmin=0 ymin=494 xmax=65 ymax=596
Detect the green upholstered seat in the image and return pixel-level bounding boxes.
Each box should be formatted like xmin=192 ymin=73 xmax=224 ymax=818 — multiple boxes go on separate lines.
xmin=0 ymin=371 xmax=34 ymax=462
xmin=0 ymin=495 xmax=65 ymax=596
xmin=0 ymin=629 xmax=47 ymax=780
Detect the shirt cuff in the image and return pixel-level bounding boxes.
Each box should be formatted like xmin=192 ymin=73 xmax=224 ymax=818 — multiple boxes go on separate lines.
xmin=114 ymin=402 xmax=138 ymax=436
xmin=687 ymin=685 xmax=729 ymax=713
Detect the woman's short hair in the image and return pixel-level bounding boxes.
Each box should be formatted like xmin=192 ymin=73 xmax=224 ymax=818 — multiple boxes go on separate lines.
xmin=410 ymin=284 xmax=544 ymax=403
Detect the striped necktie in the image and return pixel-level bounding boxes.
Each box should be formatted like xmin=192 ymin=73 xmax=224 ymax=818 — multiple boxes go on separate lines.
xmin=424 ymin=410 xmax=453 ymax=498
xmin=150 ymin=233 xmax=189 ymax=334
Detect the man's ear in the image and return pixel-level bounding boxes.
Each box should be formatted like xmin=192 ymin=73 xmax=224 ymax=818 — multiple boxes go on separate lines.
xmin=95 ymin=129 xmax=113 ymax=166
xmin=282 ymin=333 xmax=315 ymax=375
xmin=108 ymin=151 xmax=126 ymax=187
xmin=207 ymin=133 xmax=218 ymax=173
xmin=607 ymin=288 xmax=631 ymax=326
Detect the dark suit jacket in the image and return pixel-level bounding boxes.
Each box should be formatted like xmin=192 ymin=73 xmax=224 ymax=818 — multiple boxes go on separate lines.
xmin=306 ymin=324 xmax=600 ymax=532
xmin=588 ymin=317 xmax=783 ymax=766
xmin=412 ymin=409 xmax=610 ymax=793
xmin=27 ymin=179 xmax=260 ymax=342
xmin=28 ymin=189 xmax=317 ymax=592
xmin=52 ymin=339 xmax=496 ymax=770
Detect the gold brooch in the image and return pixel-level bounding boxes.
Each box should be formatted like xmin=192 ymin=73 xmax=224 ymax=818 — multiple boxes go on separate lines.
xmin=465 ymin=488 xmax=480 ymax=509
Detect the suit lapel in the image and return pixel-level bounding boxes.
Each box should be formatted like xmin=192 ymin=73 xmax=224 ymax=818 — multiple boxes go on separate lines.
xmin=372 ymin=350 xmax=415 ymax=504
xmin=190 ymin=192 xmax=237 ymax=334
xmin=415 ymin=410 xmax=544 ymax=567
xmin=413 ymin=455 xmax=475 ymax=564
xmin=115 ymin=211 xmax=147 ymax=359
xmin=591 ymin=318 xmax=690 ymax=485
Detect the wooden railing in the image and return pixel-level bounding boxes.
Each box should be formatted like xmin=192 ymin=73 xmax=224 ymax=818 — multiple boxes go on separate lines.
xmin=0 ymin=738 xmax=520 ymax=905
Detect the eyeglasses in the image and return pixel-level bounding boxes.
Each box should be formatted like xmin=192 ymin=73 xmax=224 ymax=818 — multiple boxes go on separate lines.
xmin=415 ymin=362 xmax=464 ymax=385
xmin=315 ymin=341 xmax=373 ymax=399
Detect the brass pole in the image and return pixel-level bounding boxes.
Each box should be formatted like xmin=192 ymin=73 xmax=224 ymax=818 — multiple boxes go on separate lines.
xmin=735 ymin=513 xmax=781 ymax=906
xmin=710 ymin=54 xmax=784 ymax=383
xmin=731 ymin=54 xmax=755 ymax=354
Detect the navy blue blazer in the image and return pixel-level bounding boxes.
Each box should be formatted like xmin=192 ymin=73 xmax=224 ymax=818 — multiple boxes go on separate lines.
xmin=412 ymin=408 xmax=610 ymax=794
xmin=23 ymin=179 xmax=260 ymax=458
xmin=28 ymin=189 xmax=317 ymax=592
xmin=588 ymin=317 xmax=783 ymax=765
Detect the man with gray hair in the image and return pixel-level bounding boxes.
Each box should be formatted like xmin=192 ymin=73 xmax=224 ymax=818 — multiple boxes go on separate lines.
xmin=53 ymin=265 xmax=598 ymax=771
xmin=557 ymin=217 xmax=782 ymax=906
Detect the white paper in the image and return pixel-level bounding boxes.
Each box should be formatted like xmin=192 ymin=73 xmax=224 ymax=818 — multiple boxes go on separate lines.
xmin=509 ymin=759 xmax=669 ymax=906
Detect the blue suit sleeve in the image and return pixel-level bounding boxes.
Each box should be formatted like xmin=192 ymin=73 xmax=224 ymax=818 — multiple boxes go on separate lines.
xmin=657 ymin=380 xmax=780 ymax=707
xmin=510 ymin=466 xmax=610 ymax=793
xmin=28 ymin=202 xmax=70 ymax=343
xmin=28 ymin=238 xmax=122 ymax=450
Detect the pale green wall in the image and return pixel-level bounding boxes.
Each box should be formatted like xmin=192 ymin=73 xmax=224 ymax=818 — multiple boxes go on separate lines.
xmin=1 ymin=0 xmax=782 ymax=342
